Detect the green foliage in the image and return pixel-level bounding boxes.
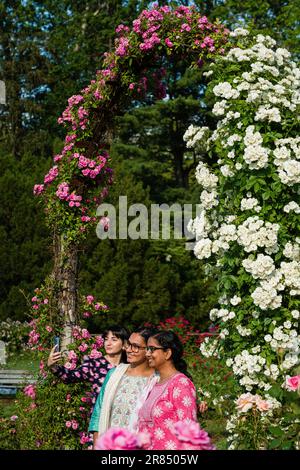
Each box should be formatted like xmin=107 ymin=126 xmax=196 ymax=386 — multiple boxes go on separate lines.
xmin=14 ymin=378 xmax=90 ymax=450
xmin=0 ymin=319 xmax=30 ymax=355
xmin=0 ymin=150 xmax=52 ymax=320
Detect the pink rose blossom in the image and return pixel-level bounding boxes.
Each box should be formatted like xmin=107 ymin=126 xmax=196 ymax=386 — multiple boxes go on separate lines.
xmin=173 ymin=421 xmax=215 ymax=450
xmin=71 ymin=420 xmax=79 ymax=430
xmin=285 ymin=375 xmax=300 ymax=392
xmin=79 ymin=343 xmax=88 ymax=352
xmin=236 ymin=393 xmax=256 ymax=413
xmin=81 ymin=329 xmax=91 ymax=339
xmin=86 ymin=295 xmax=94 ymax=304
xmin=80 ymin=433 xmax=90 ymax=445
xmin=255 ymin=398 xmax=270 ymax=412
xmin=65 ymin=421 xmax=72 ymax=428
xmin=89 ymin=349 xmax=103 ymax=359
xmin=95 ymin=428 xmax=139 ymax=450
xmin=95 ymin=336 xmax=104 ymax=348
xmin=99 ymin=216 xmax=110 ymax=232
xmin=24 ymin=384 xmax=36 ymax=400
xmin=68 ymin=350 xmax=77 ymax=361
xmin=33 ymin=184 xmax=45 ymax=196
xmin=165 ymin=38 xmax=174 ymax=48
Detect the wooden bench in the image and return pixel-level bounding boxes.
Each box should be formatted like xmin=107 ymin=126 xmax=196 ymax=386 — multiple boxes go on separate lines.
xmin=0 ymin=369 xmax=36 ymax=396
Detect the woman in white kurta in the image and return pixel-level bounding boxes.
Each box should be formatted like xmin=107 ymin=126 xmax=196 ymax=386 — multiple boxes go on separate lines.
xmin=88 ymin=327 xmax=158 ymax=447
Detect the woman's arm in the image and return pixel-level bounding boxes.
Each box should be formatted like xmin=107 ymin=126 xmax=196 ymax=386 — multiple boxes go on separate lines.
xmin=93 ymin=432 xmax=99 ymax=448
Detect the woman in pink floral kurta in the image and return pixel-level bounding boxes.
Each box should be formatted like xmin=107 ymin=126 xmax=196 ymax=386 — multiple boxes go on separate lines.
xmin=138 ymin=330 xmax=199 ymax=450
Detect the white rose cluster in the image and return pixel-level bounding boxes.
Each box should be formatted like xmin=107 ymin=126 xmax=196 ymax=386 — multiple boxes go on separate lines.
xmin=212 ymin=100 xmax=228 ymax=116
xmin=264 ymin=324 xmax=299 ymax=363
xmin=183 ymin=124 xmax=210 ymax=150
xmin=187 ymin=211 xmax=211 ymax=240
xmin=237 ymin=217 xmax=279 ymax=253
xmin=209 ymin=307 xmax=236 ymax=322
xmin=280 ymin=261 xmax=300 ymax=295
xmin=273 ymin=137 xmax=300 ymax=186
xmin=243 ymin=126 xmax=270 ymax=169
xmin=254 ymin=105 xmax=281 ymax=123
xmin=200 ymin=189 xmax=219 ymax=209
xmin=251 ymin=284 xmax=282 ymax=310
xmin=187 ymin=29 xmax=300 ymax=446
xmin=236 ymin=324 xmax=252 ymax=337
xmin=283 ymin=240 xmax=300 ymax=260
xmin=240 ymin=196 xmax=261 ymax=212
xmin=195 ymin=162 xmax=218 ymax=189
xmin=199 ymin=337 xmax=219 ymax=358
xmin=194 ymin=238 xmax=212 ymax=259
xmin=242 ymin=254 xmax=275 ymax=279
xmin=213 ymin=81 xmax=240 ymax=100
xmin=231 ymin=350 xmax=267 ymax=391
xmin=283 ymin=201 xmax=300 ymax=214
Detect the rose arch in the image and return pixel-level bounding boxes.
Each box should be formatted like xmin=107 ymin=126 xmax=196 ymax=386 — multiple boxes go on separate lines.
xmin=33 ymin=5 xmax=228 ymax=350
xmin=30 ymin=5 xmax=300 ymax=449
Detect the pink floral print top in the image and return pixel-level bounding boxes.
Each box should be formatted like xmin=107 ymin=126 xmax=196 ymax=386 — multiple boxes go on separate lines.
xmin=138 ymin=372 xmax=199 ymax=450
xmin=52 ymin=356 xmax=114 ymax=407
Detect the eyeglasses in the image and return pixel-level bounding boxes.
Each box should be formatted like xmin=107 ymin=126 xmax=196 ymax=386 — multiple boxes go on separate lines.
xmin=124 ymin=341 xmax=147 ymax=353
xmin=146 ymin=346 xmax=166 ymax=353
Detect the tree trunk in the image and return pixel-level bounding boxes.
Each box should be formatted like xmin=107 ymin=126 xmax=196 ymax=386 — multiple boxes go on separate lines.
xmin=53 ymin=233 xmax=79 ymax=350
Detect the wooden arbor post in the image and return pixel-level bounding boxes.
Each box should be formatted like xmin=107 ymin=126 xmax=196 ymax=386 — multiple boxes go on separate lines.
xmin=53 ymin=233 xmax=79 ymax=350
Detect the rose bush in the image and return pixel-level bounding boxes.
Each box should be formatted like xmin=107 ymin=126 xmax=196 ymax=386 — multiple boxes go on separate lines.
xmin=185 ymin=28 xmax=300 ymax=449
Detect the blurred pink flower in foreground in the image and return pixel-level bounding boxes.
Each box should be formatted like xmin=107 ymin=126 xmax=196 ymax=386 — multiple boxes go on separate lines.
xmin=94 ymin=423 xmax=214 ymax=451
xmin=173 ymin=421 xmax=215 ymax=450
xmin=94 ymin=428 xmax=139 ymax=450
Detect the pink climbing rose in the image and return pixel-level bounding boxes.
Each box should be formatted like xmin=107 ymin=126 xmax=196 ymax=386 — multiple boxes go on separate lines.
xmin=285 ymin=375 xmax=300 ymax=392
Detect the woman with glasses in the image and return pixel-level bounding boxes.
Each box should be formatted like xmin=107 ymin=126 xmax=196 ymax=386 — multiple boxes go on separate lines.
xmin=88 ymin=326 xmax=158 ymax=448
xmin=137 ymin=330 xmax=200 ymax=450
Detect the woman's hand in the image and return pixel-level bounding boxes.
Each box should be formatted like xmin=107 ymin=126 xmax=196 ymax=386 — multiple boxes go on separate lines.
xmin=198 ymin=400 xmax=208 ymax=413
xmin=47 ymin=346 xmax=62 ymax=368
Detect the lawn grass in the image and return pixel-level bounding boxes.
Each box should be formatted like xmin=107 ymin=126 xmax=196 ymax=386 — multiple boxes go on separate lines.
xmin=0 ymin=350 xmax=40 ymax=419
xmin=1 ymin=350 xmax=40 ymax=371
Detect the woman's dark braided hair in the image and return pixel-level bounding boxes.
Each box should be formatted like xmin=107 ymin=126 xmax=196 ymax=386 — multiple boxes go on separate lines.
xmin=151 ymin=330 xmax=192 ymax=379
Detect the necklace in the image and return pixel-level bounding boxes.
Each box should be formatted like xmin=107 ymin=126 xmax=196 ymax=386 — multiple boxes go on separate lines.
xmin=158 ymin=371 xmax=178 ymax=384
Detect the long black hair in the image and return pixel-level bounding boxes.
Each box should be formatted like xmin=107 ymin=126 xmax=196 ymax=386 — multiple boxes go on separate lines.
xmin=151 ymin=330 xmax=192 ymax=379
xmin=103 ymin=325 xmax=130 ymax=363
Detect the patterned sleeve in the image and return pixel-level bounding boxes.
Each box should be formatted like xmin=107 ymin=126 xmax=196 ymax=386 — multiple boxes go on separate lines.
xmin=51 ymin=357 xmax=108 ymax=384
xmin=171 ymin=376 xmax=198 ymax=422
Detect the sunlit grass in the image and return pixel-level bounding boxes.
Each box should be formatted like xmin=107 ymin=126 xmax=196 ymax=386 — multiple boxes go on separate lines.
xmin=1 ymin=350 xmax=40 ymax=371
